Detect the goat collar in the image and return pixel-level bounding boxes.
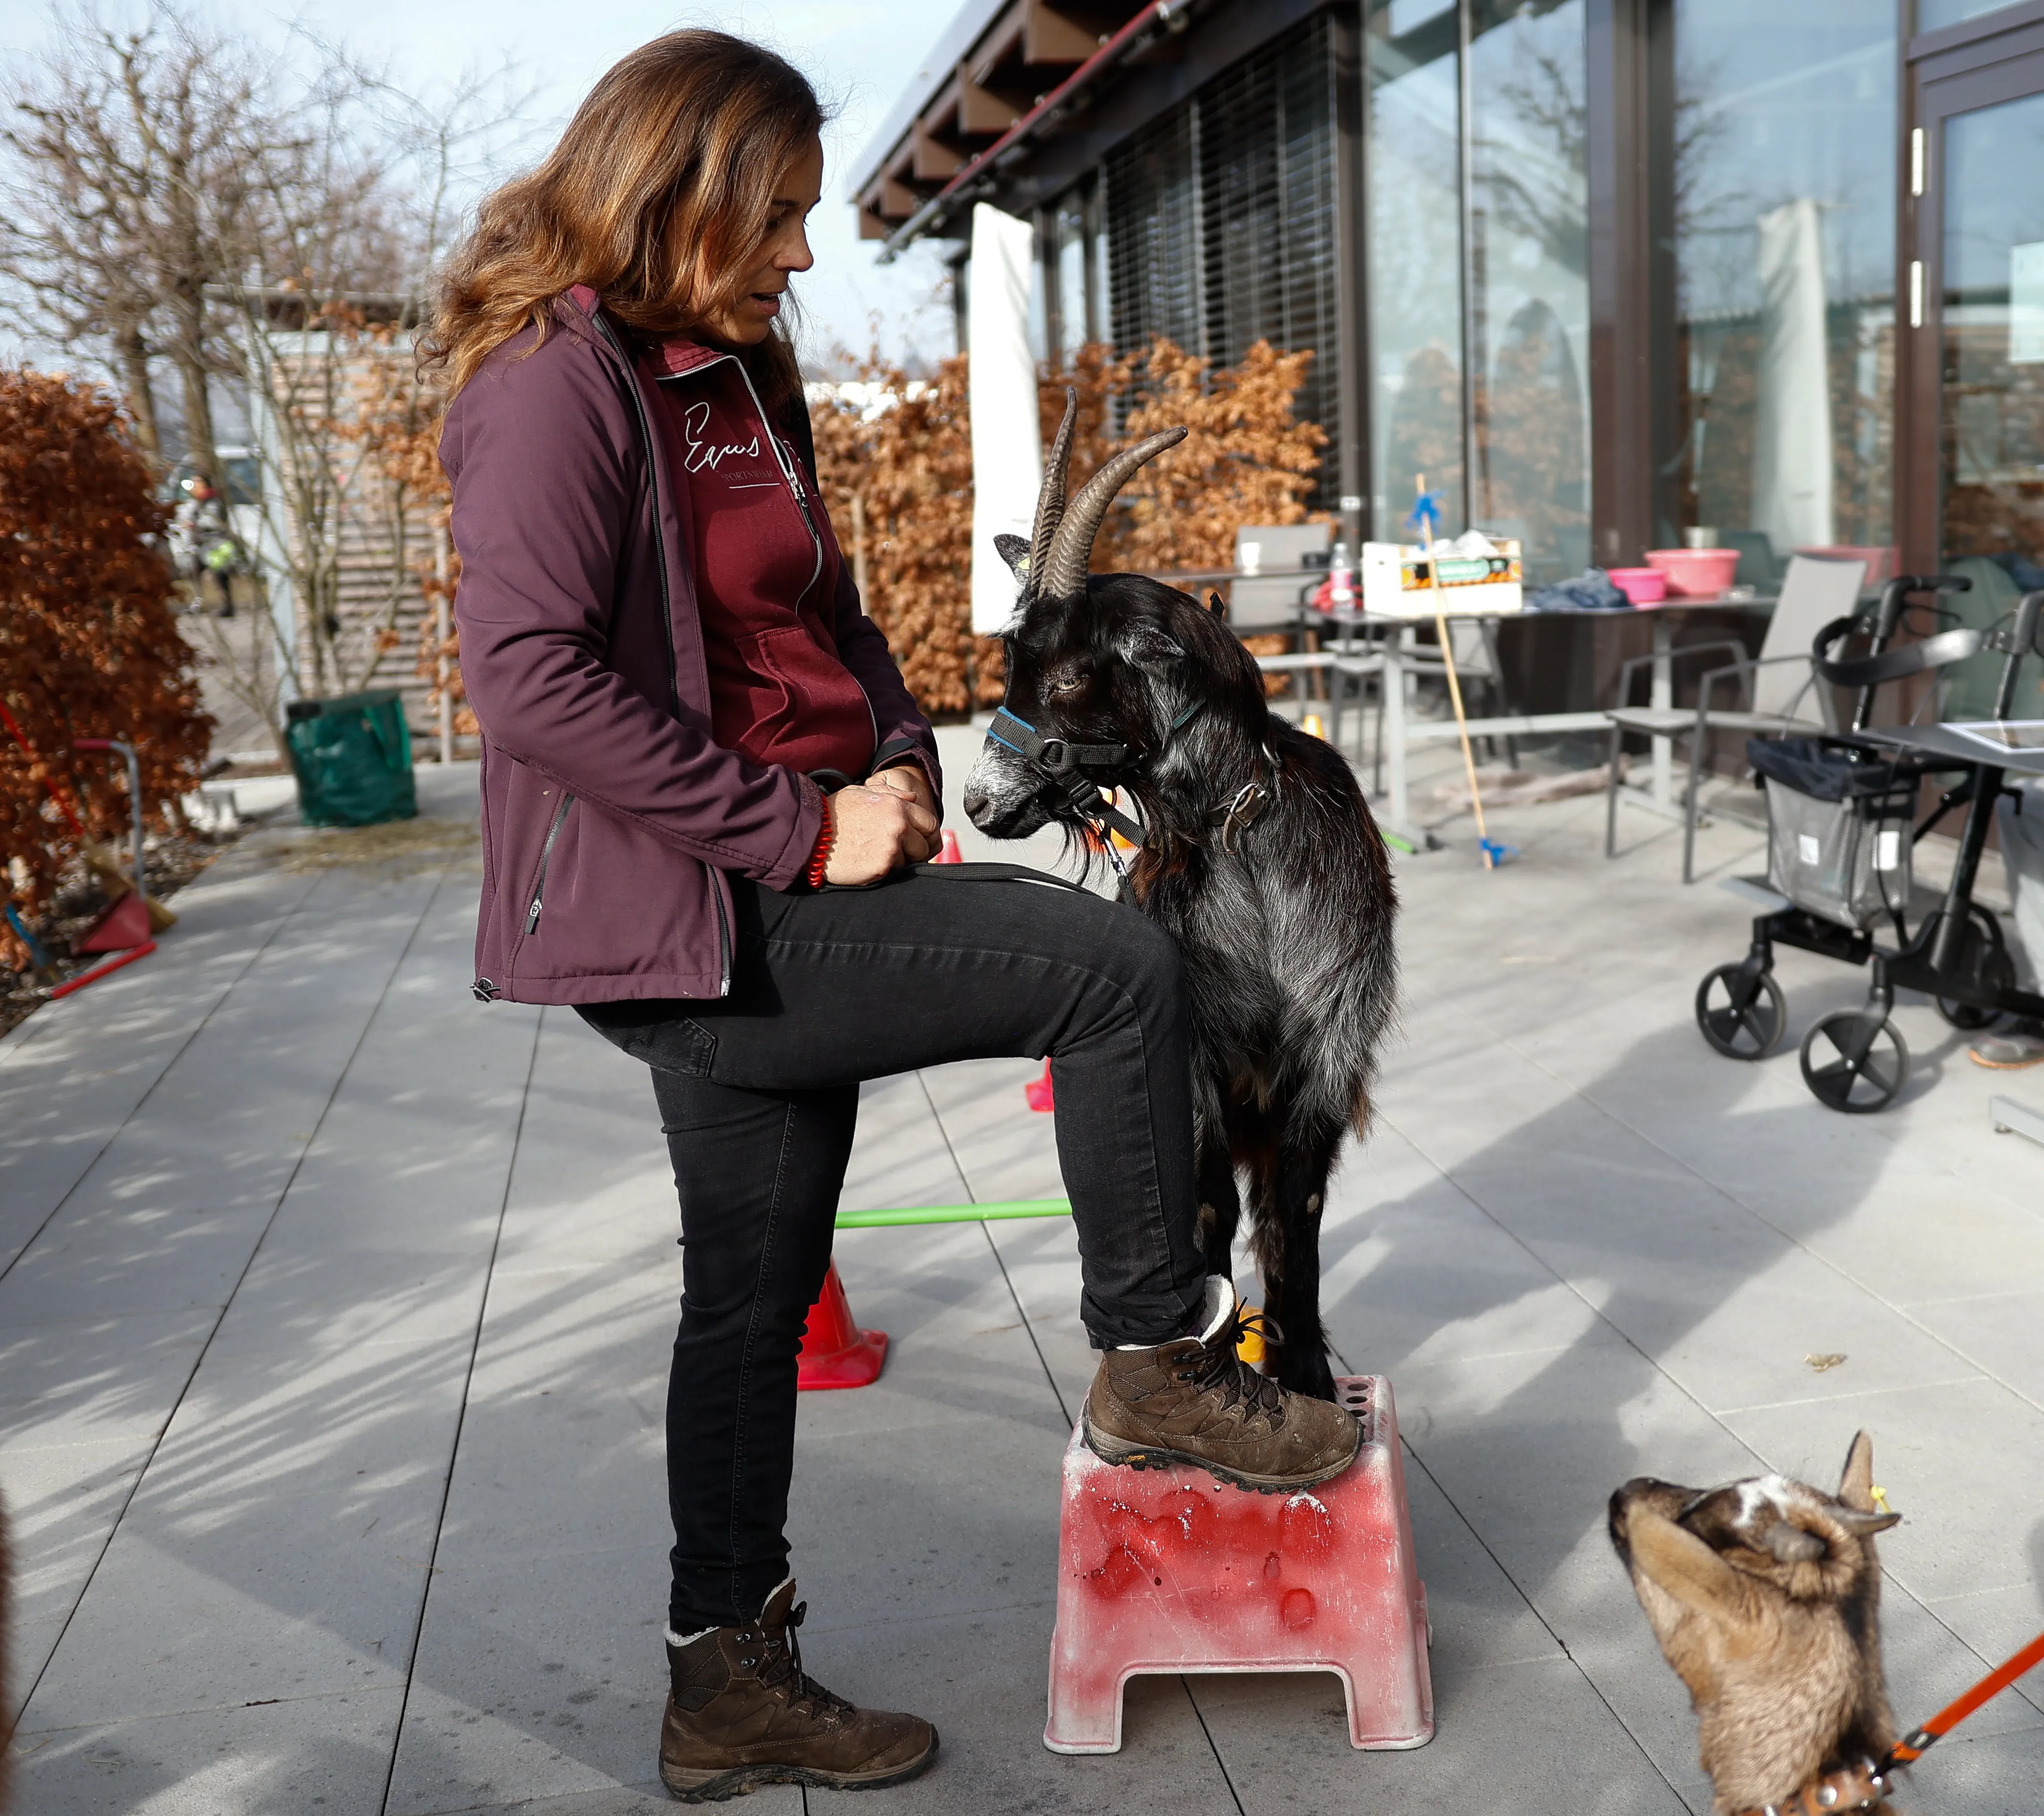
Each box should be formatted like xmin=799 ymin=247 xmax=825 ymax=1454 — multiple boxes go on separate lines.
xmin=984 ymin=700 xmax=1270 ymax=856
xmin=1731 ymin=1758 xmax=1891 ymax=1816
xmin=1204 ymin=754 xmax=1275 ymax=856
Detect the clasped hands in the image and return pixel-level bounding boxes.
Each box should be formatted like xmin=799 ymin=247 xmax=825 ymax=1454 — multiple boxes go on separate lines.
xmin=824 ymin=763 xmax=943 ymax=885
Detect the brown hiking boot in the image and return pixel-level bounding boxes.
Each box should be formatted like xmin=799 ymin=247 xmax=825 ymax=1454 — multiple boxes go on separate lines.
xmin=1082 ymin=1279 xmax=1361 ymax=1493
xmin=659 ymin=1580 xmax=936 ymax=1802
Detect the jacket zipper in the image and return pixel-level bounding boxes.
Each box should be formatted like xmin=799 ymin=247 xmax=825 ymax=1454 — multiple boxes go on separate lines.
xmin=730 ymin=362 xmax=824 ymax=608
xmin=590 ymin=308 xmax=734 ymax=996
xmin=712 ymin=880 xmax=730 ymax=994
xmin=524 ymin=792 xmax=575 ymax=934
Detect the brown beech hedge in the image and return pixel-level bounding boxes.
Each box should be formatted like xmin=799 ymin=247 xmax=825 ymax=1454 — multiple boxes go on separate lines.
xmin=0 ymin=368 xmax=209 ymax=941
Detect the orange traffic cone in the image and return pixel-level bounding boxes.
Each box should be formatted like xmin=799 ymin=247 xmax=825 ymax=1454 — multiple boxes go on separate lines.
xmin=1025 ymin=1058 xmax=1055 ymax=1113
xmin=933 ymin=828 xmax=963 ymax=863
xmin=796 ymin=1262 xmax=888 ymax=1390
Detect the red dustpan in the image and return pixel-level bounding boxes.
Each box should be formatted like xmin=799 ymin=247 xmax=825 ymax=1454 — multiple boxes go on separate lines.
xmin=796 ymin=1263 xmax=888 ymax=1390
xmin=76 ymin=890 xmax=152 ymax=953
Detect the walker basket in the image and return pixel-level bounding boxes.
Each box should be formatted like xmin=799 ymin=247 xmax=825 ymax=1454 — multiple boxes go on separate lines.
xmin=1750 ymin=738 xmax=1913 ymax=932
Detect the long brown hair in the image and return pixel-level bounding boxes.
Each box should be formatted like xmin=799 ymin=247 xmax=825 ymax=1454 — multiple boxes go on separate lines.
xmin=427 ymin=31 xmax=823 ymax=405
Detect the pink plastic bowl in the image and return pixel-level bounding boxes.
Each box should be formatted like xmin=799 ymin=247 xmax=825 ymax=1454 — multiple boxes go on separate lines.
xmin=1608 ymin=567 xmax=1668 ymax=605
xmin=1645 ymin=547 xmax=1739 ymax=598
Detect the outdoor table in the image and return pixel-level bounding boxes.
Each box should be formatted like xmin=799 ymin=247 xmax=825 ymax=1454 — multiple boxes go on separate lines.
xmin=1295 ymin=595 xmax=1776 ymax=846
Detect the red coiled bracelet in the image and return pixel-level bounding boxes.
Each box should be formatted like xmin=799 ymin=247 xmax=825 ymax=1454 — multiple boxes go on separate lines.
xmin=805 ymin=798 xmax=835 ymax=890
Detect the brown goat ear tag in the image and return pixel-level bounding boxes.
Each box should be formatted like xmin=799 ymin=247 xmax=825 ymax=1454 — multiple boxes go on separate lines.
xmin=1628 ymin=1507 xmax=1752 ymax=1616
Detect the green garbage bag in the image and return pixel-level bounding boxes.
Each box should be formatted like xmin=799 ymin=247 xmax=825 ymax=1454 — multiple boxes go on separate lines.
xmin=285 ymin=689 xmax=418 ymax=828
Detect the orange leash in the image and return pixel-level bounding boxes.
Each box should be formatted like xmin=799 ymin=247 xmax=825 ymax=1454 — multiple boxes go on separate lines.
xmin=1884 ymin=1628 xmax=2044 ymax=1770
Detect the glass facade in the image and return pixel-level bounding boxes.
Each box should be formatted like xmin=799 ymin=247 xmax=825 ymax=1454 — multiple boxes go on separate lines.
xmin=1667 ymin=0 xmax=1897 ymax=581
xmin=1366 ymin=1 xmax=1466 ymax=540
xmin=1101 ymin=15 xmax=1342 ymax=497
xmin=1364 ymin=0 xmax=1589 ymax=582
xmin=1468 ymin=0 xmax=1590 ymax=581
xmin=957 ymin=0 xmax=2043 ymax=627
xmin=1936 ymin=89 xmax=2044 ymax=719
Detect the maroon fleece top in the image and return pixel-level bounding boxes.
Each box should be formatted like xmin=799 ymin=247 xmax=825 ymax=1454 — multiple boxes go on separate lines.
xmin=642 ymin=338 xmax=875 ymax=780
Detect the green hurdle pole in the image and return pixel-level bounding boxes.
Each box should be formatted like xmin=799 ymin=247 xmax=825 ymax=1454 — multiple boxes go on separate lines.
xmin=834 ymin=1197 xmax=1073 ymax=1229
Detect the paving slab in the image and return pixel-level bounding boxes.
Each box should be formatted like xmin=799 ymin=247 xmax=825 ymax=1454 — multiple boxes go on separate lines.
xmin=0 ymin=860 xmax=323 ymax=1261
xmin=11 ymin=750 xmax=2044 ymax=1813
xmin=0 ymin=1308 xmax=213 ymax=1450
xmin=805 ymin=1616 xmax=1239 ymax=1816
xmin=50 ymin=866 xmax=448 ymax=1219
xmin=18 ymin=1489 xmax=440 ymax=1728
xmin=1 ymin=1435 xmax=152 ymax=1636
xmin=379 ymin=1547 xmax=676 ymax=1816
xmin=12 ymin=1685 xmax=404 ymax=1816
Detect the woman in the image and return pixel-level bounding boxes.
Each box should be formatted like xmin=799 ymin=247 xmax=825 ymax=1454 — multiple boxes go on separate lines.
xmin=431 ymin=30 xmax=1357 ymax=1803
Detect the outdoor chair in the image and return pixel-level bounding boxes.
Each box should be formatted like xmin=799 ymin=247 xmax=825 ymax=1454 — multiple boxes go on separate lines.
xmin=1231 ymin=521 xmax=1338 ymax=721
xmin=1604 ymin=552 xmax=1868 ymax=882
xmin=1228 ymin=522 xmax=1333 ymax=632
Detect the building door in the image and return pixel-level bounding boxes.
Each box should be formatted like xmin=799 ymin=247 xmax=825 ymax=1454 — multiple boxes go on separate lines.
xmin=1905 ymin=15 xmax=2044 ymax=719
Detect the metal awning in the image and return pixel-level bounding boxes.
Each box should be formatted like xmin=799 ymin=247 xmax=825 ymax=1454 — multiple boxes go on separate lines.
xmin=848 ymin=0 xmax=1189 ymax=255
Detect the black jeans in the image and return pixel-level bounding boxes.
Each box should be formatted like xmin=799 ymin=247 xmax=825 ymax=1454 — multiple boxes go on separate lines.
xmin=578 ymin=863 xmax=1208 ymax=1632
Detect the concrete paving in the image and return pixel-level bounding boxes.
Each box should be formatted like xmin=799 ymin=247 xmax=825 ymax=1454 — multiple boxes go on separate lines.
xmin=5 ymin=728 xmax=2043 ymax=1814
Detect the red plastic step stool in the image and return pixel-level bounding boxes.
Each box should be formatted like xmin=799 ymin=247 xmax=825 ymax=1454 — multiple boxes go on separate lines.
xmin=1044 ymin=1375 xmax=1432 ymax=1754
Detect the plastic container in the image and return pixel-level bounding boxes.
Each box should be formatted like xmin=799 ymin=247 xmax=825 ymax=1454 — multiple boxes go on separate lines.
xmin=1645 ymin=547 xmax=1740 ymax=598
xmin=284 ymin=688 xmax=417 ymax=827
xmin=1044 ymin=1375 xmax=1432 ymax=1754
xmin=1607 ymin=567 xmax=1668 ymax=605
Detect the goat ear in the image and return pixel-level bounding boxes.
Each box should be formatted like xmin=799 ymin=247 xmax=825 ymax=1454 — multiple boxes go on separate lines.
xmin=1117 ymin=623 xmax=1187 ymax=669
xmin=1625 ymin=1507 xmax=1752 ymax=1616
xmin=1208 ymin=591 xmax=1226 ymax=616
xmin=1765 ymin=1522 xmax=1828 ymax=1565
xmin=1838 ymin=1431 xmax=1877 ymax=1512
xmin=994 ymin=533 xmax=1032 ymax=581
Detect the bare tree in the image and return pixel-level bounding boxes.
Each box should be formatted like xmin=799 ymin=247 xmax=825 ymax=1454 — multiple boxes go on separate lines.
xmin=0 ymin=2 xmax=527 ymax=752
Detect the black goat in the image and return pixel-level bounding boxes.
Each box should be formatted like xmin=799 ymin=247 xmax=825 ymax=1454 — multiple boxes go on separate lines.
xmin=962 ymin=399 xmax=1398 ymax=1400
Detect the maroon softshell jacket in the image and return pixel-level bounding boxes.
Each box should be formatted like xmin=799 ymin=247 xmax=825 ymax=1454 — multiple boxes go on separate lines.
xmin=442 ymin=288 xmax=939 ymax=1004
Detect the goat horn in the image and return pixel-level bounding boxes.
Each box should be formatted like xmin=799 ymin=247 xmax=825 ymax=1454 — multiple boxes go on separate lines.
xmin=1026 ymin=389 xmax=1079 ymax=592
xmin=1037 ymin=424 xmax=1188 ymax=603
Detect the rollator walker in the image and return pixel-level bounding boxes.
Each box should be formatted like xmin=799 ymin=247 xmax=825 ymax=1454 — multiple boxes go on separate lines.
xmin=1694 ymin=577 xmax=2044 ymax=1113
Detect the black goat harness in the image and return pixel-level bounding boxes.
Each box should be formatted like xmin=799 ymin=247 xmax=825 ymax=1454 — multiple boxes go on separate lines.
xmin=985 ymin=703 xmax=1274 ymax=857
xmin=987 ymin=707 xmax=1149 ymax=846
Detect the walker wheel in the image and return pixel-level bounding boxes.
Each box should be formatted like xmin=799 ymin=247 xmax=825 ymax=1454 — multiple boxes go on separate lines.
xmin=1695 ymin=964 xmax=1786 ymax=1060
xmin=1936 ymin=993 xmax=2001 ymax=1031
xmin=1935 ymin=906 xmax=2014 ymax=1028
xmin=1800 ymin=1011 xmax=1909 ymax=1114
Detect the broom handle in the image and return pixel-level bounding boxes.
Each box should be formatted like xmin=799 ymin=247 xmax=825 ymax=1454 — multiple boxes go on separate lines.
xmin=1435 ymin=611 xmax=1493 ymax=866
xmin=1418 ymin=504 xmax=1493 ymax=869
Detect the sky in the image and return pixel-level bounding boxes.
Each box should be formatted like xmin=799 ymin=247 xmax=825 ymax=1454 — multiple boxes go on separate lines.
xmin=0 ymin=0 xmax=961 ymax=371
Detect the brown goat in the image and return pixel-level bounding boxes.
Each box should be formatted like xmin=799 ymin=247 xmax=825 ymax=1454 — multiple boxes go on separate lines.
xmin=1608 ymin=1434 xmax=1903 ymax=1816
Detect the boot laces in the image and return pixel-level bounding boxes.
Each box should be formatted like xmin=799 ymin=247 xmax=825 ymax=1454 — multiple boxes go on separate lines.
xmin=1179 ymin=1305 xmax=1287 ymax=1422
xmin=755 ymin=1600 xmax=853 ymax=1720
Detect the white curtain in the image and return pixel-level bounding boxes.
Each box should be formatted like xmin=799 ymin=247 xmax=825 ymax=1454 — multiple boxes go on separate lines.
xmin=1752 ymin=199 xmax=1835 ymax=552
xmin=968 ymin=203 xmax=1043 ymax=635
